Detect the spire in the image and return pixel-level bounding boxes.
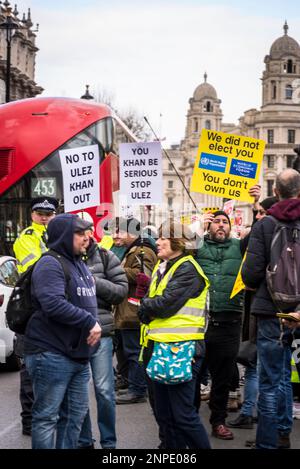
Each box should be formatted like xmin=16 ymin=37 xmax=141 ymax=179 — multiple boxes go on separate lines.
xmin=26 ymin=7 xmax=32 ymax=28
xmin=204 ymin=72 xmax=207 ymax=83
xmin=283 ymin=20 xmax=288 ymax=36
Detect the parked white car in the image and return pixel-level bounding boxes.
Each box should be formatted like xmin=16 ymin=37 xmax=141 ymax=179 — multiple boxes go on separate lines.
xmin=0 ymin=256 xmax=21 ymax=371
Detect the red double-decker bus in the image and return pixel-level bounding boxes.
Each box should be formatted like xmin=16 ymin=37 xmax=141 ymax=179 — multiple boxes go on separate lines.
xmin=0 ymin=97 xmax=138 ymax=255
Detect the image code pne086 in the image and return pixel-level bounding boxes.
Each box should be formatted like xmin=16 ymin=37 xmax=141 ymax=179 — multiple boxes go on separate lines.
xmin=145 ymin=453 xmax=197 ymax=464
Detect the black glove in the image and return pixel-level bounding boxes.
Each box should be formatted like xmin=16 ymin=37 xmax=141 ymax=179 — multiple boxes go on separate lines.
xmin=138 ymin=308 xmax=151 ymax=325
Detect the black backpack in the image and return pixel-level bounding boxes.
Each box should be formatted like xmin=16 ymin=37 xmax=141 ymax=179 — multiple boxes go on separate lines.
xmin=266 ymin=216 xmax=300 ymax=312
xmin=6 ymin=250 xmax=70 ymax=334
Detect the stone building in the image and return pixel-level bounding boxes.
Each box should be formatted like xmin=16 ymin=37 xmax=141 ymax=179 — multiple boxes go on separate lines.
xmin=164 ymin=22 xmax=300 ymax=224
xmin=0 ymin=1 xmax=43 ymax=103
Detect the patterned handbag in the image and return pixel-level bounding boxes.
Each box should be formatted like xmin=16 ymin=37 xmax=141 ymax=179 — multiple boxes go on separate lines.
xmin=146 ymin=341 xmax=196 ymax=385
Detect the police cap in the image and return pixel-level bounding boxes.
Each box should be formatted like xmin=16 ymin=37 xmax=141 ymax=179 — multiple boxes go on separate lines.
xmin=30 ymin=197 xmax=58 ymax=214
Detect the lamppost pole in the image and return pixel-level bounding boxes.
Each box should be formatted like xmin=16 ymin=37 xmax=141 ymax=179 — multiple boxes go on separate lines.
xmin=5 ymin=21 xmax=12 ymax=103
xmin=0 ymin=7 xmax=19 ymax=103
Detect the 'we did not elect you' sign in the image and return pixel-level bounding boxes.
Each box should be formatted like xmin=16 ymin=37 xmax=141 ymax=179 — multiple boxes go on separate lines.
xmin=190 ymin=129 xmax=265 ymax=203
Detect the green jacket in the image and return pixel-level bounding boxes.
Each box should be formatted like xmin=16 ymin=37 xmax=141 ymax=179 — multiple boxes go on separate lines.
xmin=196 ymin=237 xmax=243 ymax=316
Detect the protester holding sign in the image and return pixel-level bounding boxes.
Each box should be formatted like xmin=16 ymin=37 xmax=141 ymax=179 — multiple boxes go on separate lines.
xmin=196 ymin=210 xmax=243 ymax=440
xmin=112 ymin=217 xmax=157 ymax=405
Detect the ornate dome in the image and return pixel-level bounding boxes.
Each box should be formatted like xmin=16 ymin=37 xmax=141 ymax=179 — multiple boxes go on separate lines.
xmin=270 ymin=22 xmax=300 ymax=59
xmin=193 ymin=73 xmax=218 ymax=101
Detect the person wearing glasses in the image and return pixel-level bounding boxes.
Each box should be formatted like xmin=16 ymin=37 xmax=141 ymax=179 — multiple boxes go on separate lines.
xmin=13 ymin=197 xmax=58 ymax=437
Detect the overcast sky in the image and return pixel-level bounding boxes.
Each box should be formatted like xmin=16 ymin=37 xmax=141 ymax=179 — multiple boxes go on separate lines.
xmin=16 ymin=0 xmax=300 ymax=146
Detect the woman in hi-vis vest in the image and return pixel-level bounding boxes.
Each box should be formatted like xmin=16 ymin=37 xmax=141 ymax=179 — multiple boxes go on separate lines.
xmin=138 ymin=220 xmax=211 ymax=449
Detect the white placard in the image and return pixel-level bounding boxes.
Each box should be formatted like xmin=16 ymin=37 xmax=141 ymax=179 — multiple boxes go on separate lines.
xmin=119 ymin=142 xmax=163 ymax=205
xmin=59 ymin=144 xmax=100 ymax=212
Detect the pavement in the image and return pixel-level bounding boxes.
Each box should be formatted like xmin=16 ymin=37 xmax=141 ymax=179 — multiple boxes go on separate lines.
xmin=0 ymin=369 xmax=300 ymax=449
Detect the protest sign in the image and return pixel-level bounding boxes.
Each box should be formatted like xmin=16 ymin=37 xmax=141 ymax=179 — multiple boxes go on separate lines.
xmin=230 ymin=251 xmax=247 ymax=299
xmin=190 ymin=129 xmax=265 ymax=203
xmin=223 ymin=199 xmax=236 ymax=217
xmin=119 ymin=142 xmax=163 ymax=205
xmin=59 ymin=144 xmax=100 ymax=212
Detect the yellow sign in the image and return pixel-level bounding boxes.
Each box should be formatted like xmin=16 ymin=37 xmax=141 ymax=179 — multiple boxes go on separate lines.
xmin=180 ymin=215 xmax=192 ymax=225
xmin=230 ymin=252 xmax=247 ymax=299
xmin=190 ymin=129 xmax=265 ymax=203
xmin=201 ymin=206 xmax=220 ymax=213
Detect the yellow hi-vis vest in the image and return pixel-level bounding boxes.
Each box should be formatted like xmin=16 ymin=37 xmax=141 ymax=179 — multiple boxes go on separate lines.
xmin=13 ymin=222 xmax=48 ymax=274
xmin=141 ymin=255 xmax=210 ymax=346
xmin=291 ymin=357 xmax=300 ymax=383
xmin=99 ymin=235 xmax=114 ymax=250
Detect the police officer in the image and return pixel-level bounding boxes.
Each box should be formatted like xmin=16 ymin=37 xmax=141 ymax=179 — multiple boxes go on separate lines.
xmin=14 ymin=197 xmax=58 ymax=273
xmin=13 ymin=197 xmax=58 ymax=435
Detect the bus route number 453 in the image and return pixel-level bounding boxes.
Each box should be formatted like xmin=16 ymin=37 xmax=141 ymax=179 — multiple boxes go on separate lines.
xmin=31 ymin=178 xmax=57 ymax=197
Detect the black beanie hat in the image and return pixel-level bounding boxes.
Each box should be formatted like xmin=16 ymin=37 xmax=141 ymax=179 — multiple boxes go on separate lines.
xmin=260 ymin=196 xmax=278 ymax=211
xmin=209 ymin=210 xmax=231 ymax=228
xmin=109 ymin=217 xmax=141 ymax=236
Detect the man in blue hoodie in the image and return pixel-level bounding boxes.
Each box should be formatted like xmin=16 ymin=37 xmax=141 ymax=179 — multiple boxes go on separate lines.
xmin=24 ymin=213 xmax=101 ymax=449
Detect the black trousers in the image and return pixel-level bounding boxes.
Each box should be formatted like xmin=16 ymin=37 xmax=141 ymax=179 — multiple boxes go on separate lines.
xmin=114 ymin=329 xmax=129 ymax=385
xmin=20 ymin=362 xmax=34 ymax=430
xmin=205 ymin=320 xmax=241 ymax=427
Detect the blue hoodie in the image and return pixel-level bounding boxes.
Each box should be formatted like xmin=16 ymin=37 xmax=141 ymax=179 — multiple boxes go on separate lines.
xmin=25 ymin=213 xmax=98 ymax=361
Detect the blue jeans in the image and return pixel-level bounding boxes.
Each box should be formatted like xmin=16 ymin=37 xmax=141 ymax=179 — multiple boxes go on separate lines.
xmin=256 ymin=318 xmax=293 ymax=449
xmin=240 ymin=364 xmax=258 ymax=417
xmin=78 ymin=337 xmax=116 ymax=448
xmin=121 ymin=329 xmax=147 ymax=397
xmin=25 ymin=351 xmax=90 ymax=449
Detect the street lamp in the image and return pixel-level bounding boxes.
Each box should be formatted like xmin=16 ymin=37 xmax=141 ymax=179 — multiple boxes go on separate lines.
xmin=292 ymin=145 xmax=300 ymax=173
xmin=0 ymin=7 xmax=19 ymax=103
xmin=80 ymin=84 xmax=94 ymax=100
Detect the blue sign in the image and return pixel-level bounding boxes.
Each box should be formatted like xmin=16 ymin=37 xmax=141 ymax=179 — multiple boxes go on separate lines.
xmin=199 ymin=153 xmax=227 ymax=173
xmin=229 ymin=160 xmax=257 ymax=178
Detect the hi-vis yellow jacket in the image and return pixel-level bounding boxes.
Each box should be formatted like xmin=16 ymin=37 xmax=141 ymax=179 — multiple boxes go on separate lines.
xmin=13 ymin=222 xmax=48 ymax=274
xmin=141 ymin=255 xmax=210 ymax=346
xmin=291 ymin=357 xmax=300 ymax=383
xmin=99 ymin=235 xmax=114 ymax=250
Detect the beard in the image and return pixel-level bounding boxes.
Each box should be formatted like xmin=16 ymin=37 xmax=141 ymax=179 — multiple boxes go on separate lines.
xmin=210 ymin=229 xmax=229 ymax=243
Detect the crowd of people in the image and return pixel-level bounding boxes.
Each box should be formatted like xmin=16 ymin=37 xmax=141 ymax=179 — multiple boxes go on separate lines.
xmin=10 ymin=167 xmax=300 ymax=449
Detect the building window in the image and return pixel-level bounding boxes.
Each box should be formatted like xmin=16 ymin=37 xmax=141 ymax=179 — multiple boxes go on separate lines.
xmin=168 ymin=180 xmax=173 ymax=189
xmin=205 ymin=101 xmax=212 ymax=112
xmin=288 ymin=129 xmax=295 ymax=144
xmin=267 ymin=180 xmax=274 ymax=197
xmin=267 ymin=129 xmax=274 ymax=144
xmin=168 ymin=197 xmax=173 ymax=208
xmin=267 ymin=155 xmax=275 ymax=168
xmin=287 ymin=154 xmax=295 ymax=168
xmin=271 ymin=81 xmax=277 ymax=99
xmin=205 ymin=120 xmax=211 ymax=129
xmin=284 ymin=59 xmax=294 ymax=74
xmin=285 ymin=85 xmax=293 ymax=99
xmin=193 ymin=118 xmax=198 ymax=133
xmin=168 ymin=163 xmax=173 ymax=171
